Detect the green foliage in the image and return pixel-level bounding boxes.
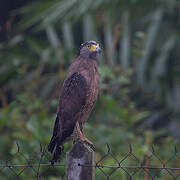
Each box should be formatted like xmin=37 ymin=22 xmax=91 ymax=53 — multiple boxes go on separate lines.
xmin=0 ymin=0 xmax=180 ymax=179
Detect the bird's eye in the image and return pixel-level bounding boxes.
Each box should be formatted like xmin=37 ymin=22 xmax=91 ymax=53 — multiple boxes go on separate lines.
xmin=86 ymin=44 xmax=91 ymax=49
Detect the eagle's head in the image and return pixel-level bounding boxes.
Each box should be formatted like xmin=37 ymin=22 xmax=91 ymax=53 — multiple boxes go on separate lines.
xmin=79 ymin=40 xmax=101 ymax=60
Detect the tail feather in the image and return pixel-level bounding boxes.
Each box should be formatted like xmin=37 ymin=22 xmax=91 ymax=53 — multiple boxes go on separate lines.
xmin=48 ymin=136 xmax=64 ymax=164
xmin=48 ymin=115 xmax=61 ymax=153
xmin=48 ymin=136 xmax=57 ymax=153
xmin=50 ymin=145 xmax=64 ymax=165
xmin=48 ymin=114 xmax=77 ymax=164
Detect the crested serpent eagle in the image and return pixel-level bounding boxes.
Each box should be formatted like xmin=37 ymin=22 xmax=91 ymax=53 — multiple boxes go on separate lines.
xmin=48 ymin=40 xmax=101 ymax=163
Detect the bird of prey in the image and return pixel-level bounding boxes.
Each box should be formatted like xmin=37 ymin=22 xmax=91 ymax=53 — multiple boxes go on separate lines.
xmin=48 ymin=40 xmax=101 ymax=163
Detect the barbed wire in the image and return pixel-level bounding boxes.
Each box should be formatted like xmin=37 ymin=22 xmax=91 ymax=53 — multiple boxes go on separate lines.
xmin=0 ymin=142 xmax=180 ymax=180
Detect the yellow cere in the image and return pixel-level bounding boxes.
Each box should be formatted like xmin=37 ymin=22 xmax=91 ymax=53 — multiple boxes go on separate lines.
xmin=86 ymin=44 xmax=99 ymax=51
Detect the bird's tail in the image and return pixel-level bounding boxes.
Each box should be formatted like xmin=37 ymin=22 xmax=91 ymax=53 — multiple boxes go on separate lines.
xmin=48 ymin=136 xmax=57 ymax=153
xmin=48 ymin=136 xmax=64 ymax=164
xmin=48 ymin=115 xmax=76 ymax=164
xmin=50 ymin=144 xmax=64 ymax=165
xmin=48 ymin=115 xmax=64 ymax=164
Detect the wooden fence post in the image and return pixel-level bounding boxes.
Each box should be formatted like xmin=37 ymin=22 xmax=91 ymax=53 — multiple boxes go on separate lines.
xmin=66 ymin=141 xmax=95 ymax=180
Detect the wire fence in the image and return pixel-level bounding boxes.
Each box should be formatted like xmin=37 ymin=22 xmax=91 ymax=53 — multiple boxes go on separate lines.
xmin=0 ymin=142 xmax=180 ymax=180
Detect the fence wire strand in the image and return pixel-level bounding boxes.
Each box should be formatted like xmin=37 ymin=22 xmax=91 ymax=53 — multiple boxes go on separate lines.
xmin=0 ymin=142 xmax=180 ymax=180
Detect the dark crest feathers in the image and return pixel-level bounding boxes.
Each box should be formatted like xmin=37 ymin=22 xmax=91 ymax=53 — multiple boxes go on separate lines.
xmin=78 ymin=40 xmax=98 ymax=55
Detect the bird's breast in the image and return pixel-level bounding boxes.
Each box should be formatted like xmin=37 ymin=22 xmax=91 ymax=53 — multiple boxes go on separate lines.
xmin=81 ymin=64 xmax=98 ymax=118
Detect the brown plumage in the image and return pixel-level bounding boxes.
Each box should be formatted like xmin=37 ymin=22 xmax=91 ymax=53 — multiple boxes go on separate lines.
xmin=48 ymin=41 xmax=101 ymax=163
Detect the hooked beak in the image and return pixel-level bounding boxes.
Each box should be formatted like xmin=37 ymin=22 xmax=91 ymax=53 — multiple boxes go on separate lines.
xmin=96 ymin=47 xmax=102 ymax=53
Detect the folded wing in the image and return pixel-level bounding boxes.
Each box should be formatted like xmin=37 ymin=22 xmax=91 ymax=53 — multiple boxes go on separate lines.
xmin=48 ymin=73 xmax=88 ymax=163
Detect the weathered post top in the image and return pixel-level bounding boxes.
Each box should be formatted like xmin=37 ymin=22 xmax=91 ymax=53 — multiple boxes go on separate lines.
xmin=66 ymin=141 xmax=94 ymax=180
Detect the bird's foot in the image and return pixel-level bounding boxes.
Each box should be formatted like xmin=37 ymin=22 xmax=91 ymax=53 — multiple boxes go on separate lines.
xmin=77 ymin=136 xmax=95 ymax=150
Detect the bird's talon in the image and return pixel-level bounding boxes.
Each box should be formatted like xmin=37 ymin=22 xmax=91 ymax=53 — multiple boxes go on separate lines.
xmin=83 ymin=141 xmax=95 ymax=150
xmin=77 ymin=137 xmax=95 ymax=150
xmin=88 ymin=143 xmax=95 ymax=151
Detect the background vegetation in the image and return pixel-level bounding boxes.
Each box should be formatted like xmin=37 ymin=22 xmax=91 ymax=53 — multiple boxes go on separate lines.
xmin=0 ymin=0 xmax=180 ymax=179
